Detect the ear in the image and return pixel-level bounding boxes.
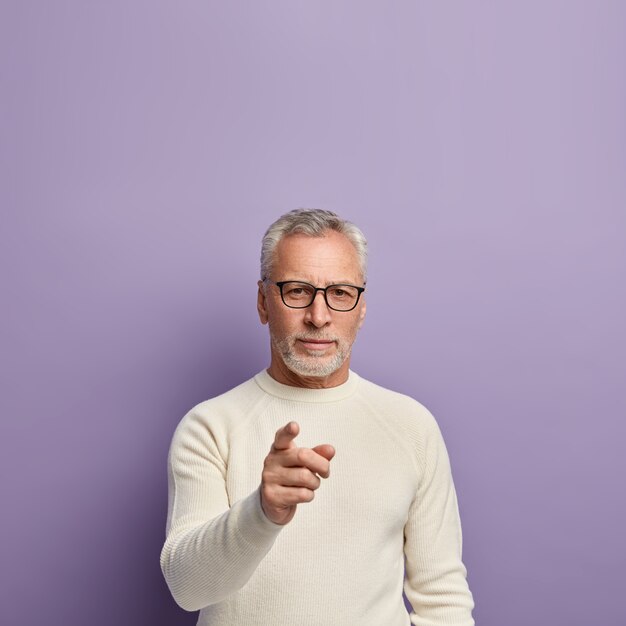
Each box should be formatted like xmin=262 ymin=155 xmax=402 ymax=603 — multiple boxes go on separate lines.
xmin=257 ymin=280 xmax=269 ymax=325
xmin=357 ymin=298 xmax=366 ymax=329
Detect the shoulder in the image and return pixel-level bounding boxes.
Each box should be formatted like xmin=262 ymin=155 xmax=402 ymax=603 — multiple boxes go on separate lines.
xmin=355 ymin=374 xmax=439 ymax=429
xmin=353 ymin=374 xmax=446 ymax=473
xmin=170 ymin=374 xmax=270 ymax=451
xmin=188 ymin=375 xmax=266 ymax=420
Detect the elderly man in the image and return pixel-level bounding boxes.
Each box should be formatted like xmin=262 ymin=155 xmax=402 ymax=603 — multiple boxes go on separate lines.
xmin=160 ymin=209 xmax=474 ymax=625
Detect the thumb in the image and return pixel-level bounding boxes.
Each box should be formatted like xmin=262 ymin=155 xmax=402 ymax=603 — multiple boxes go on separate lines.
xmin=312 ymin=443 xmax=336 ymax=462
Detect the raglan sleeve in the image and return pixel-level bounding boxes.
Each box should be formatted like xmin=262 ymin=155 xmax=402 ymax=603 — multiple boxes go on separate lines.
xmin=403 ymin=407 xmax=475 ymax=626
xmin=159 ymin=406 xmax=283 ymax=611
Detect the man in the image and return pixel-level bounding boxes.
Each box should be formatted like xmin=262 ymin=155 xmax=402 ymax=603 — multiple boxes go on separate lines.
xmin=160 ymin=209 xmax=474 ymax=625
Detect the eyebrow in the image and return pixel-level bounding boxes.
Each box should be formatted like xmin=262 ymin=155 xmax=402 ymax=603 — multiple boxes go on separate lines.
xmin=279 ymin=278 xmax=362 ymax=286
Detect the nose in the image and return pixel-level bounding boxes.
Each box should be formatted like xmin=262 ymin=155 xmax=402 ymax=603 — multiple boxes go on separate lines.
xmin=304 ymin=290 xmax=332 ymax=328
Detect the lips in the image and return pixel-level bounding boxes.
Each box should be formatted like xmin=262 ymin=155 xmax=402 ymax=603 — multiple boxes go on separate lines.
xmin=297 ymin=338 xmax=336 ymax=351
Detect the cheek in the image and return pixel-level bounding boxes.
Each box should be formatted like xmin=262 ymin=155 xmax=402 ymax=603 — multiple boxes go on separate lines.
xmin=338 ymin=317 xmax=362 ymax=343
xmin=267 ymin=307 xmax=298 ymax=337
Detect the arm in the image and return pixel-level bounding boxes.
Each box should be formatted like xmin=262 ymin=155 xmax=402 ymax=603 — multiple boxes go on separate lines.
xmin=160 ymin=410 xmax=283 ymax=611
xmin=403 ymin=413 xmax=475 ymax=626
xmin=160 ymin=414 xmax=334 ymax=611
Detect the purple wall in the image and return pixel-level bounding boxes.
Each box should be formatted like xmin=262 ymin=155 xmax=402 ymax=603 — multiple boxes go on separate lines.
xmin=2 ymin=3 xmax=625 ymax=625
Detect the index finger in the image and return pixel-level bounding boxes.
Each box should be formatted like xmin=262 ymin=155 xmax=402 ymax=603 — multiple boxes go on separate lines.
xmin=272 ymin=421 xmax=300 ymax=451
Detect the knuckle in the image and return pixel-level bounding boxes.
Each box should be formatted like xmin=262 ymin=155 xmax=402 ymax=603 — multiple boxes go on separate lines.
xmin=260 ymin=482 xmax=272 ymax=501
xmin=299 ymin=488 xmax=315 ymax=502
xmin=264 ymin=450 xmax=284 ymax=468
xmin=261 ymin=465 xmax=277 ymax=486
xmin=296 ymin=448 xmax=308 ymax=465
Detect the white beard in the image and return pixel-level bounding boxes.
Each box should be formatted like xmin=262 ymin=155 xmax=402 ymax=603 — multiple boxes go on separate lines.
xmin=271 ymin=333 xmax=350 ymax=377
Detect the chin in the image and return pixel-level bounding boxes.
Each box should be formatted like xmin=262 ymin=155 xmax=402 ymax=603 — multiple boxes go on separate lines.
xmin=284 ymin=354 xmax=345 ymax=378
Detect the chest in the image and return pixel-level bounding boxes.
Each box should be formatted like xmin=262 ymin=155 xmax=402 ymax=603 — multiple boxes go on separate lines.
xmin=224 ymin=411 xmax=419 ymax=538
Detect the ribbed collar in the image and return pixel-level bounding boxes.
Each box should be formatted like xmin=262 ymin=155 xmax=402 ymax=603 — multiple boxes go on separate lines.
xmin=254 ymin=368 xmax=360 ymax=403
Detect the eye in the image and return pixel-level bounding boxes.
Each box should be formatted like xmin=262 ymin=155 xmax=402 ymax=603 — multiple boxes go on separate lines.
xmin=283 ymin=283 xmax=314 ymax=298
xmin=328 ymin=286 xmax=356 ymax=299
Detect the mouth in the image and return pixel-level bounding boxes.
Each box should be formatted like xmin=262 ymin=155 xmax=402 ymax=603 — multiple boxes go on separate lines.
xmin=297 ymin=338 xmax=336 ymax=351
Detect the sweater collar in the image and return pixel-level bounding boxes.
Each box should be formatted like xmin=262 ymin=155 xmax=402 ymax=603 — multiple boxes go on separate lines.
xmin=254 ymin=368 xmax=359 ymax=403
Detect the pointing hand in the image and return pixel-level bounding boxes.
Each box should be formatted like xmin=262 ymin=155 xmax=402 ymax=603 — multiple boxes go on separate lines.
xmin=260 ymin=421 xmax=335 ymax=525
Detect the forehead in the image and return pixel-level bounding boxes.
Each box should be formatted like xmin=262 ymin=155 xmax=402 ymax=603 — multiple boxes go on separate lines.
xmin=272 ymin=231 xmax=362 ymax=283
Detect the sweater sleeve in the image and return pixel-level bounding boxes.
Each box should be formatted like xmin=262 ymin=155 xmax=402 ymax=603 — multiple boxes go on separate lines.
xmin=159 ymin=407 xmax=283 ymax=611
xmin=403 ymin=411 xmax=475 ymax=626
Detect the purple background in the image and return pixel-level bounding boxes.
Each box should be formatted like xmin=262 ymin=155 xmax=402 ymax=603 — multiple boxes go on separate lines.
xmin=2 ymin=2 xmax=625 ymax=625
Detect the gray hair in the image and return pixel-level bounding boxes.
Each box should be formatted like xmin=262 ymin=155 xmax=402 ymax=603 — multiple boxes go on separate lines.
xmin=260 ymin=208 xmax=368 ymax=281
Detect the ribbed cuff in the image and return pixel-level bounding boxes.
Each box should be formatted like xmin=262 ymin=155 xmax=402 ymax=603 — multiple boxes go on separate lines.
xmin=234 ymin=486 xmax=285 ymax=547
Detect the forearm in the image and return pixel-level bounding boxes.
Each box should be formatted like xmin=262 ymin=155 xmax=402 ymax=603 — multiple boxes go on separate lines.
xmin=405 ymin=550 xmax=474 ymax=626
xmin=160 ymin=486 xmax=282 ymax=611
xmin=404 ymin=417 xmax=474 ymax=625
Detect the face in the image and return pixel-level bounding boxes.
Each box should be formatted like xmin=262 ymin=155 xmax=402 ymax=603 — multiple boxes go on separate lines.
xmin=257 ymin=230 xmax=366 ymax=388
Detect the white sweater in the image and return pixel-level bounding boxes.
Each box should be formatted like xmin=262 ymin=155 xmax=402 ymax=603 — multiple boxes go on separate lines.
xmin=161 ymin=369 xmax=474 ymax=626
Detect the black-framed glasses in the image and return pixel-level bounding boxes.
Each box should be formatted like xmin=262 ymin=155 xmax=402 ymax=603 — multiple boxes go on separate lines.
xmin=264 ymin=279 xmax=365 ymax=312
